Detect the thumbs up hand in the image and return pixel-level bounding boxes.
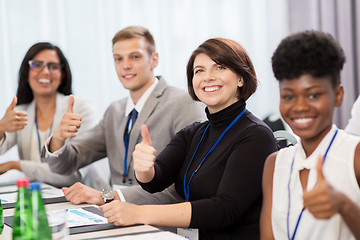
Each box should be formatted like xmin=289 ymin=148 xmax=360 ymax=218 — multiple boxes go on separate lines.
xmin=141 ymin=124 xmax=152 ymax=146
xmin=66 ymin=94 xmax=75 ymax=113
xmin=50 ymin=95 xmax=82 ymax=152
xmin=0 ymin=96 xmax=27 ymax=136
xmin=132 ymin=124 xmax=157 ymax=183
xmin=303 ymin=155 xmax=346 ymax=219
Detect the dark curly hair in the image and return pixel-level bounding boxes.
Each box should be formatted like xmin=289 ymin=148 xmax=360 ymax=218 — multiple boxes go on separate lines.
xmin=271 ymin=30 xmax=345 ymax=88
xmin=186 ymin=38 xmax=257 ymax=101
xmin=16 ymin=42 xmax=72 ymax=105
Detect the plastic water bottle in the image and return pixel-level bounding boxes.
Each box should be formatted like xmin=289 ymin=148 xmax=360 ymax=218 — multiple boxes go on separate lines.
xmin=12 ymin=178 xmax=32 ymax=240
xmin=30 ymin=182 xmax=52 ymax=240
xmin=0 ymin=198 xmax=3 ymax=234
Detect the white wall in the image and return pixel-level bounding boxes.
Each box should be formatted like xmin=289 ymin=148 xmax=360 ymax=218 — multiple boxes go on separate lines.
xmin=0 ymin=0 xmax=290 ymax=161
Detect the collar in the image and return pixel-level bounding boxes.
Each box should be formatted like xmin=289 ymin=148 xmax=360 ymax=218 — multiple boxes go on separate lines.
xmin=294 ymin=125 xmax=338 ymax=171
xmin=206 ymin=99 xmax=246 ymax=128
xmin=125 ymin=77 xmax=159 ymax=116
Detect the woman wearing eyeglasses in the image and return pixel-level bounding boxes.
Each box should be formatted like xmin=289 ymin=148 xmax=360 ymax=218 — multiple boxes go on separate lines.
xmin=0 ymin=42 xmax=97 ymax=187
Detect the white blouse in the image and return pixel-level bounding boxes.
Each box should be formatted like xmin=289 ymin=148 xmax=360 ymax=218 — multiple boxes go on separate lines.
xmin=272 ymin=125 xmax=360 ymax=240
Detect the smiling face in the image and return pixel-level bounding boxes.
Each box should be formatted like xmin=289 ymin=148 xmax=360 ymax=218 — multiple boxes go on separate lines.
xmin=279 ymin=74 xmax=343 ymax=145
xmin=113 ymin=37 xmax=158 ymax=103
xmin=28 ymin=49 xmax=62 ymax=99
xmin=192 ymin=53 xmax=243 ymax=113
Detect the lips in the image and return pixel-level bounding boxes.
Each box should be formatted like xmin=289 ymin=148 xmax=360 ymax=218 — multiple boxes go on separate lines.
xmin=123 ymin=74 xmax=136 ymax=79
xmin=203 ymin=86 xmax=221 ymax=92
xmin=291 ymin=117 xmax=315 ymax=129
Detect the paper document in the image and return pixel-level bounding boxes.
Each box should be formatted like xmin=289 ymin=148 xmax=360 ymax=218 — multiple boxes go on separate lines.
xmin=0 ymin=185 xmax=64 ymax=204
xmin=41 ymin=188 xmax=64 ymax=198
xmin=0 ymin=185 xmax=18 ymax=193
xmin=0 ymin=192 xmax=17 ymax=203
xmin=64 ymin=208 xmax=108 ymax=228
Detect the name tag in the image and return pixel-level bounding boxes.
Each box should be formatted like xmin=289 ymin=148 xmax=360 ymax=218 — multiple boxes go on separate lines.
xmin=177 ymin=228 xmax=199 ymax=240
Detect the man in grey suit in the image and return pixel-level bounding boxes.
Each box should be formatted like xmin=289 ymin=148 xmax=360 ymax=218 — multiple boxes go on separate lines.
xmin=43 ymin=26 xmax=205 ymax=205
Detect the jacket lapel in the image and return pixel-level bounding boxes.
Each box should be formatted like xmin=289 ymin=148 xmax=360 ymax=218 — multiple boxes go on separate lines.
xmin=52 ymin=93 xmax=65 ymax=130
xmin=128 ymin=77 xmax=167 ymax=157
xmin=19 ymin=100 xmax=36 ymax=159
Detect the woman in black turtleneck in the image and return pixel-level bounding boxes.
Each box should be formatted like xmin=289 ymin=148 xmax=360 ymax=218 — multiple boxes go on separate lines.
xmin=100 ymin=38 xmax=278 ymax=240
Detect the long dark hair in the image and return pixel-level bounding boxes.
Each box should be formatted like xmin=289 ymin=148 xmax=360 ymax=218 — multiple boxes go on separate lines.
xmin=16 ymin=42 xmax=72 ymax=104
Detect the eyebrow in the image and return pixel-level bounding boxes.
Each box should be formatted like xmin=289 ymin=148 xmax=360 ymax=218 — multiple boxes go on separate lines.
xmin=32 ymin=60 xmax=61 ymax=64
xmin=281 ymin=85 xmax=323 ymax=92
xmin=113 ymin=50 xmax=143 ymax=56
xmin=193 ymin=63 xmax=219 ymax=69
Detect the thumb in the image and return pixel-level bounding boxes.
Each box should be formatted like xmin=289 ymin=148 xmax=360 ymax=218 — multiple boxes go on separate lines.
xmin=316 ymin=155 xmax=326 ymax=184
xmin=141 ymin=124 xmax=152 ymax=146
xmin=66 ymin=95 xmax=74 ymax=113
xmin=7 ymin=96 xmax=17 ymax=111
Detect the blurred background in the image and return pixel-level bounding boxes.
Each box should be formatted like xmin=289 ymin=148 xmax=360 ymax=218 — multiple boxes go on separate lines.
xmin=0 ymin=0 xmax=359 ymax=161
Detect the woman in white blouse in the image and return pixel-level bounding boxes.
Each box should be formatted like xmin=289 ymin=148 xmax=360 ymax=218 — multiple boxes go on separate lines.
xmin=0 ymin=42 xmax=97 ymax=187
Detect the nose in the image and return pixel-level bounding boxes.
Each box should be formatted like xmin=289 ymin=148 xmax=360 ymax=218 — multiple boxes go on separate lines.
xmin=203 ymin=69 xmax=215 ymax=82
xmin=293 ymin=97 xmax=310 ymax=112
xmin=122 ymin=57 xmax=132 ymax=69
xmin=39 ymin=64 xmax=51 ymax=74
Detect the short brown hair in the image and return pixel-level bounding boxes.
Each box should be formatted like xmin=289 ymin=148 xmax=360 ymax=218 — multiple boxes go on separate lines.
xmin=112 ymin=26 xmax=156 ymax=55
xmin=186 ymin=38 xmax=257 ymax=101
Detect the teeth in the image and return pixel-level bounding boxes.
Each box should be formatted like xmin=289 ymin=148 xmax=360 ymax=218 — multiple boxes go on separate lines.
xmin=294 ymin=118 xmax=312 ymax=124
xmin=204 ymin=86 xmax=220 ymax=92
xmin=124 ymin=74 xmax=135 ymax=79
xmin=38 ymin=79 xmax=50 ymax=84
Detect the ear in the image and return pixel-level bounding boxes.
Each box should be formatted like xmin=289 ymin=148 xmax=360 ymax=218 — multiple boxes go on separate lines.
xmin=334 ymin=85 xmax=344 ymax=107
xmin=238 ymin=77 xmax=244 ymax=88
xmin=150 ymin=52 xmax=159 ymax=70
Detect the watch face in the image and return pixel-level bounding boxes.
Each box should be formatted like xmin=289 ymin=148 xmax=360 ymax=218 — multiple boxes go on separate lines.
xmin=104 ymin=190 xmax=114 ymax=198
xmin=102 ymin=189 xmax=115 ymax=203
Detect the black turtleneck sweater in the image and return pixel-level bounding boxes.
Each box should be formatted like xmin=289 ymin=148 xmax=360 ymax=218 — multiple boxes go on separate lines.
xmin=139 ymin=100 xmax=277 ymax=239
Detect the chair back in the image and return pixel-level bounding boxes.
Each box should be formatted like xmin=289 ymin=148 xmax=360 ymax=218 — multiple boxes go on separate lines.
xmin=273 ymin=130 xmax=297 ymax=149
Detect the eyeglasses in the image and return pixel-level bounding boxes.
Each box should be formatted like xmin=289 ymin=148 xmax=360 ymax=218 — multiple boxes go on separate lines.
xmin=28 ymin=60 xmax=62 ymax=73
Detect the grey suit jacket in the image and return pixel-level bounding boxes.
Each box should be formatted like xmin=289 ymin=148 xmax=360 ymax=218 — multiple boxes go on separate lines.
xmin=44 ymin=77 xmax=206 ymax=186
xmin=0 ymin=93 xmax=97 ymax=187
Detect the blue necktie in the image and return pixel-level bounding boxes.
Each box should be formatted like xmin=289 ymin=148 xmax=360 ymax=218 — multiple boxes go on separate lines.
xmin=123 ymin=109 xmax=138 ymax=183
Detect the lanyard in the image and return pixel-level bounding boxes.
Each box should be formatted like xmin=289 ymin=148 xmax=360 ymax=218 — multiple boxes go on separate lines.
xmin=183 ymin=107 xmax=246 ymax=202
xmin=287 ymin=128 xmax=338 ymax=240
xmin=35 ymin=117 xmax=53 ymax=163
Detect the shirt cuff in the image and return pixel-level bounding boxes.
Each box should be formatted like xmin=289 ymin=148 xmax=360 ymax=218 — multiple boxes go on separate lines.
xmin=43 ymin=135 xmax=67 ymax=157
xmin=115 ymin=189 xmax=126 ymax=202
xmin=19 ymin=161 xmax=35 ymax=180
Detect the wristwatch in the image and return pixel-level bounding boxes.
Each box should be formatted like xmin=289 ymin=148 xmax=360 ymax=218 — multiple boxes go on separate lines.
xmin=101 ymin=189 xmax=115 ymax=204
